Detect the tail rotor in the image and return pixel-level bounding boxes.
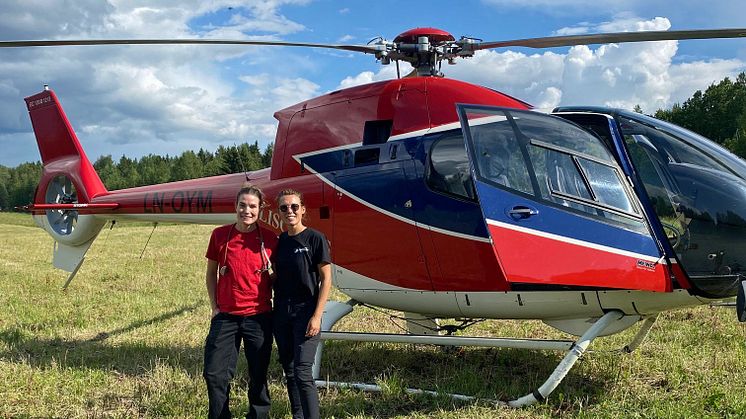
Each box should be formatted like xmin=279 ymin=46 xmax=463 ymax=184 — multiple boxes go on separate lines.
xmin=45 ymin=175 xmax=79 ymax=236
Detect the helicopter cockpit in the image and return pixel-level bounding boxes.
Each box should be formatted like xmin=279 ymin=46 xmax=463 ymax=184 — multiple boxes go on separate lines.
xmin=556 ymin=108 xmax=746 ymax=298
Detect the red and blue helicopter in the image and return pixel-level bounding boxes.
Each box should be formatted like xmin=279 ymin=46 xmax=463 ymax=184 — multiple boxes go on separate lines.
xmin=4 ymin=26 xmax=746 ymax=405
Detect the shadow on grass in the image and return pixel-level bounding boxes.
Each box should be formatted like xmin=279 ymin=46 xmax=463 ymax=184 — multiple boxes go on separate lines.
xmin=314 ymin=340 xmax=619 ymax=417
xmin=0 ymin=303 xmax=207 ymax=377
xmin=0 ymin=308 xmax=620 ymax=417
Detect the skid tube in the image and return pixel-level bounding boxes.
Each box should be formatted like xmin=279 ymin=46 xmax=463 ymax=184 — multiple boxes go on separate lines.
xmin=311 ymin=300 xmax=636 ymax=407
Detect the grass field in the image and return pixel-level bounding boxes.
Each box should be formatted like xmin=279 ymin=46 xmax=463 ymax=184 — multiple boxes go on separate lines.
xmin=1 ymin=211 xmax=745 ymax=418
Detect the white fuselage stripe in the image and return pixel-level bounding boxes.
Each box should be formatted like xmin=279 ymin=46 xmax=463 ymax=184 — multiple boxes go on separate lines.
xmin=486 ymin=218 xmax=661 ymax=263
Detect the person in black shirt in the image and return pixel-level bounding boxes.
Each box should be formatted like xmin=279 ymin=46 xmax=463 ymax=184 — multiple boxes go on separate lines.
xmin=272 ymin=189 xmax=331 ymax=419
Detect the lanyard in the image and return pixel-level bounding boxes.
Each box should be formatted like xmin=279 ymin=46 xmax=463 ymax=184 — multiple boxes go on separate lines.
xmin=218 ymin=224 xmax=272 ymax=277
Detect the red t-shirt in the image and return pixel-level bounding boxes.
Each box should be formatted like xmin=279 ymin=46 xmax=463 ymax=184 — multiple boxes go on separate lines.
xmin=206 ymin=224 xmax=278 ymax=316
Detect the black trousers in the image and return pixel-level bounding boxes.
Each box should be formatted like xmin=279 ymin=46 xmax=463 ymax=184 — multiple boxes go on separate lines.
xmin=204 ymin=311 xmax=272 ymax=419
xmin=273 ymin=299 xmax=321 ymax=419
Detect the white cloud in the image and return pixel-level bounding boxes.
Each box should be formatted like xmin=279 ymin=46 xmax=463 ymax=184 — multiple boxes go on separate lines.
xmin=0 ymin=0 xmax=316 ymax=166
xmin=335 ymin=16 xmax=746 ymax=116
xmin=1 ymin=3 xmax=745 ymax=168
xmin=336 ymin=64 xmax=410 ymax=89
xmin=270 ymin=77 xmax=321 ymax=108
xmin=448 ymin=17 xmax=742 ymax=113
xmin=480 ymin=0 xmax=641 ymax=17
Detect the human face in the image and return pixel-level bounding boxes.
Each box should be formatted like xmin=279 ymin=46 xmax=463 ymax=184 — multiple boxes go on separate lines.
xmin=236 ymin=193 xmax=260 ymax=230
xmin=278 ymin=194 xmax=305 ymax=230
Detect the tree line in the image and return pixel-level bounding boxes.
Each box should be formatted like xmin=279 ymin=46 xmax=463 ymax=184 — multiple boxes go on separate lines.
xmin=4 ymin=72 xmax=746 ymax=211
xmin=654 ymin=72 xmax=746 ymax=156
xmin=0 ymin=142 xmax=272 ymax=211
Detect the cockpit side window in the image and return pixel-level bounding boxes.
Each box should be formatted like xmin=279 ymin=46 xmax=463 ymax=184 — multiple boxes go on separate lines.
xmin=426 ymin=134 xmax=476 ymax=201
xmin=470 ymin=120 xmax=533 ymax=194
xmin=510 ymin=111 xmax=640 ymax=223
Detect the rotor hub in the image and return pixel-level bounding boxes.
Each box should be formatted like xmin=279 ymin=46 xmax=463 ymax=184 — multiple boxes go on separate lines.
xmin=370 ymin=27 xmax=479 ymax=77
xmin=393 ymin=28 xmax=455 ymax=44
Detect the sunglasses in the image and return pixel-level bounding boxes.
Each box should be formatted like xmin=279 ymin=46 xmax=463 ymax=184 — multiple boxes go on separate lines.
xmin=279 ymin=203 xmax=301 ymax=213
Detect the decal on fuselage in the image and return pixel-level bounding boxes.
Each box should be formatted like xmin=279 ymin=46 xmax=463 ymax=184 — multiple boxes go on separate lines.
xmin=259 ymin=208 xmax=284 ymax=230
xmin=636 ymin=259 xmax=657 ymax=271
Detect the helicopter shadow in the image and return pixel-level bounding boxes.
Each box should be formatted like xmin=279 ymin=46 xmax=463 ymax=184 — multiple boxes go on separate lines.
xmin=315 ymin=340 xmax=621 ymax=416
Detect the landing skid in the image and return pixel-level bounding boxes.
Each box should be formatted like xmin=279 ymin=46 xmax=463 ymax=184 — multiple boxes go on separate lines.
xmin=312 ymin=300 xmax=658 ymax=407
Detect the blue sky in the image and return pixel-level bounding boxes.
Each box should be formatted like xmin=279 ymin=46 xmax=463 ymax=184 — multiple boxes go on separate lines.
xmin=1 ymin=0 xmax=745 ymax=167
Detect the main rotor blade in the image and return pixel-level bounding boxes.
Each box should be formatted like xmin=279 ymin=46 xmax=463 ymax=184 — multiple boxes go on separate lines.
xmin=0 ymin=38 xmax=380 ymax=54
xmin=477 ymin=28 xmax=746 ymax=50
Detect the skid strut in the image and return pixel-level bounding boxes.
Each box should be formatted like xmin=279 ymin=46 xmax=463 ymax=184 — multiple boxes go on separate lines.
xmin=507 ymin=310 xmax=623 ymax=407
xmin=313 ymin=302 xmax=630 ymax=407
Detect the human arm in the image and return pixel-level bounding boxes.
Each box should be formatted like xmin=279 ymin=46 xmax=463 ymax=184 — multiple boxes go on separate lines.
xmin=206 ymin=259 xmax=220 ymax=318
xmin=306 ymin=262 xmax=331 ymax=337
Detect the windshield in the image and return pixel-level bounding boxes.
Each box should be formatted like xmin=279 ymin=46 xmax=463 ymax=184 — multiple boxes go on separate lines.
xmin=619 ymin=112 xmax=746 ymax=297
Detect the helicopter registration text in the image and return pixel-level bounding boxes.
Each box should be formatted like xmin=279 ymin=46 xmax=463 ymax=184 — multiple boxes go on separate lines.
xmin=143 ymin=191 xmax=212 ymax=213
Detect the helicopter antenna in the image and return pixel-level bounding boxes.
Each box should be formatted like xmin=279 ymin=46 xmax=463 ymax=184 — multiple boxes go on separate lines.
xmin=139 ymin=222 xmax=158 ymax=260
xmin=234 ymin=142 xmax=250 ymax=181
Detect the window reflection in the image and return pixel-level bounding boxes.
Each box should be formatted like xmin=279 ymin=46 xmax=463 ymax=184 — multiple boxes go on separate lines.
xmin=465 ymin=109 xmax=639 ymax=225
xmin=427 ymin=134 xmax=476 ymax=200
xmin=621 ymin=115 xmax=746 ymax=297
xmin=471 ymin=120 xmax=532 ymax=194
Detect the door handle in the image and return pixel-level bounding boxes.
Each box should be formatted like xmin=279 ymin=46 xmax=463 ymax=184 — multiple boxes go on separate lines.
xmin=508 ymin=205 xmax=539 ymax=219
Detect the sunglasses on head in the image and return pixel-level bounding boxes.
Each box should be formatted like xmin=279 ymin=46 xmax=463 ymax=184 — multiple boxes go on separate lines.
xmin=279 ymin=203 xmax=301 ymax=213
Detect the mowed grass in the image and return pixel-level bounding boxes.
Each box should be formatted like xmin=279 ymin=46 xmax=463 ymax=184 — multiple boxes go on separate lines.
xmin=1 ymin=211 xmax=745 ymax=418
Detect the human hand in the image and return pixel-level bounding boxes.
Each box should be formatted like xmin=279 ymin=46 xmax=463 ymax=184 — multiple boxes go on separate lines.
xmin=306 ymin=315 xmax=321 ymax=337
xmin=211 ymin=307 xmax=220 ymax=319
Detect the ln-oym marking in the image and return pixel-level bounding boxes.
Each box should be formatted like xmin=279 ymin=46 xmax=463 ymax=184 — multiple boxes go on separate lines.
xmin=143 ymin=190 xmax=213 ymax=213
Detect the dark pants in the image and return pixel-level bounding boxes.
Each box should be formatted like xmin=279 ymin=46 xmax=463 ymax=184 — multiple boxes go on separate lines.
xmin=273 ymin=299 xmax=321 ymax=419
xmin=204 ymin=311 xmax=272 ymax=419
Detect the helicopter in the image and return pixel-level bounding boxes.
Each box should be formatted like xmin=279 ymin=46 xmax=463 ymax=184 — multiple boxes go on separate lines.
xmin=3 ymin=26 xmax=746 ymax=406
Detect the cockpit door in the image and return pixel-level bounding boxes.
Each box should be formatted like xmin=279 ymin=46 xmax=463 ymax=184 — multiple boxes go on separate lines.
xmin=457 ymin=105 xmax=670 ymax=291
xmin=553 ymin=111 xmax=689 ymax=289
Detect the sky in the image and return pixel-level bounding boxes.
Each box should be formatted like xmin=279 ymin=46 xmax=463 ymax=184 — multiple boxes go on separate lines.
xmin=1 ymin=0 xmax=745 ymax=167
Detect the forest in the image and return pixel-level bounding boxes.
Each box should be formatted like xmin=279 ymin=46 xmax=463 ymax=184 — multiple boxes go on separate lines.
xmin=0 ymin=142 xmax=272 ymax=211
xmin=2 ymin=72 xmax=746 ymax=211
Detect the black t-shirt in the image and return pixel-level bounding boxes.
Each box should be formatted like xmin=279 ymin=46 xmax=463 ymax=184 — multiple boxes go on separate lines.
xmin=272 ymin=228 xmax=331 ymax=301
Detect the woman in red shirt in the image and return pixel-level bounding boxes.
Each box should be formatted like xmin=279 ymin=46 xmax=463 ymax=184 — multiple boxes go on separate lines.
xmin=203 ymin=184 xmax=278 ymax=419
